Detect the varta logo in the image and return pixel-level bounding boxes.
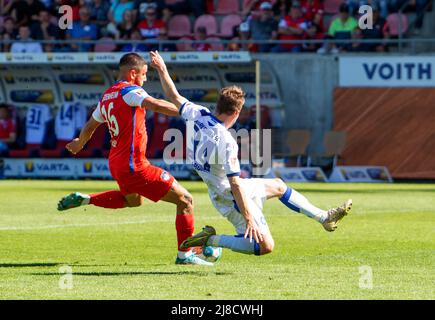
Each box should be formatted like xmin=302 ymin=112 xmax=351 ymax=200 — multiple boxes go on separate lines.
xmin=84 ymin=162 xmax=93 ymax=173
xmin=25 ymin=161 xmax=34 ymax=172
xmin=16 ymin=76 xmax=50 ymax=83
xmin=4 ymin=74 xmax=14 ymax=84
xmin=64 ymin=91 xmax=73 ymax=101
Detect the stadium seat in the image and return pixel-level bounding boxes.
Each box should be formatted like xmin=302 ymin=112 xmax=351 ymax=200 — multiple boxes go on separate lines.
xmin=206 ymin=37 xmax=224 ymax=51
xmin=214 ymin=0 xmax=240 ymax=14
xmin=176 ymin=36 xmax=194 ymax=51
xmin=384 ymin=13 xmax=409 ymax=36
xmin=94 ymin=37 xmax=117 ymax=52
xmin=167 ymin=15 xmax=192 ymax=38
xmin=219 ymin=14 xmax=242 ymax=38
xmin=323 ymin=0 xmax=343 ymax=14
xmin=194 ymin=14 xmax=218 ymax=36
xmin=39 ymin=140 xmax=69 ymax=158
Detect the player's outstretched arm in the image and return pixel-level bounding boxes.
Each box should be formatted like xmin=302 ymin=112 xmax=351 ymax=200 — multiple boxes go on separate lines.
xmin=228 ymin=176 xmax=264 ymax=243
xmin=66 ymin=117 xmax=101 ymax=155
xmin=149 ymin=51 xmax=187 ymax=108
xmin=141 ymin=96 xmax=180 ymax=117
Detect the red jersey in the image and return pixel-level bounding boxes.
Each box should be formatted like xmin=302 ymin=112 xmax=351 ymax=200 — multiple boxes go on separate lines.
xmin=137 ymin=19 xmax=165 ymax=39
xmin=92 ymin=80 xmax=150 ymax=173
xmin=0 ymin=118 xmax=15 ymax=139
xmin=278 ymin=16 xmax=309 ymax=49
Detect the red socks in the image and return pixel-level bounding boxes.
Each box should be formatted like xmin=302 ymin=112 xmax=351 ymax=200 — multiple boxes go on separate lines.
xmin=90 ymin=191 xmax=126 ymax=209
xmin=176 ymin=214 xmax=194 ymax=251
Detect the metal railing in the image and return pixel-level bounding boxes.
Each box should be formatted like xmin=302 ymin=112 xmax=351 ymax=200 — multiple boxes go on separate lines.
xmin=1 ymin=37 xmax=435 ymax=54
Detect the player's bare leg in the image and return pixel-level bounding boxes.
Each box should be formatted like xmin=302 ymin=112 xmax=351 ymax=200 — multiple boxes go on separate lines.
xmin=160 ymin=179 xmax=213 ymax=265
xmin=263 ymin=178 xmax=352 ymax=231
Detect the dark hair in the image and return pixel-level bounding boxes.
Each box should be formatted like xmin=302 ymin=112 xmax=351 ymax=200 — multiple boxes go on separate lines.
xmin=216 ymin=86 xmax=245 ymax=115
xmin=119 ymin=52 xmax=147 ymax=70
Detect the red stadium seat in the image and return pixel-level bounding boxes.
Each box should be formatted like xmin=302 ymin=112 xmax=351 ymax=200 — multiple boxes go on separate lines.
xmin=384 ymin=13 xmax=409 ymax=36
xmin=323 ymin=0 xmax=342 ymax=14
xmin=167 ymin=14 xmax=192 ymax=38
xmin=219 ymin=14 xmax=242 ymax=38
xmin=215 ymin=0 xmax=240 ymax=14
xmin=194 ymin=14 xmax=218 ymax=36
xmin=94 ymin=37 xmax=117 ymax=52
xmin=206 ymin=37 xmax=224 ymax=51
xmin=39 ymin=141 xmax=69 ymax=158
xmin=176 ymin=36 xmax=194 ymax=51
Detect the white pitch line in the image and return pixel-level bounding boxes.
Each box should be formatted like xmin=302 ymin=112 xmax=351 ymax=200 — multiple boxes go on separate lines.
xmin=0 ymin=216 xmax=223 ymax=231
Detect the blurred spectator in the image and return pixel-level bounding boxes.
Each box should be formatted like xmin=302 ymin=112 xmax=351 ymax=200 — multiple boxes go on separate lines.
xmin=10 ymin=25 xmax=43 ymax=53
xmin=242 ymin=0 xmax=263 ymax=18
xmin=327 ymin=3 xmax=358 ymax=51
xmin=89 ymin=0 xmax=111 ymax=29
xmin=272 ymin=1 xmax=308 ymax=53
xmin=137 ymin=5 xmax=166 ymax=48
xmin=120 ymin=29 xmax=148 ymax=52
xmin=164 ymin=0 xmax=205 ymax=17
xmin=193 ymin=26 xmax=211 ymax=51
xmin=108 ymin=0 xmax=135 ymax=25
xmin=301 ymin=0 xmax=324 ymax=21
xmin=134 ymin=0 xmax=165 ymax=20
xmin=30 ymin=10 xmax=59 ymax=52
xmin=272 ymin=0 xmax=292 ymax=19
xmin=117 ymin=9 xmax=136 ymax=40
xmin=0 ymin=16 xmax=18 ymax=52
xmin=303 ymin=11 xmax=325 ymax=52
xmin=249 ymin=2 xmax=278 ymax=52
xmin=359 ymin=5 xmax=386 ymax=52
xmin=66 ymin=6 xmax=98 ymax=52
xmin=228 ymin=22 xmax=253 ymax=52
xmin=0 ymin=104 xmax=16 ymax=156
xmin=5 ymin=0 xmax=46 ymax=27
xmin=412 ymin=0 xmax=430 ymax=34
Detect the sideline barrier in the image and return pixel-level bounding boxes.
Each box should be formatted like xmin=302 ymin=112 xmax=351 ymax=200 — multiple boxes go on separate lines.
xmin=329 ymin=166 xmax=393 ymax=183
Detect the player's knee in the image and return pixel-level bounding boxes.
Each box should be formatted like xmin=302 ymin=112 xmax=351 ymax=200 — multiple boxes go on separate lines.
xmin=260 ymin=239 xmax=275 ymax=255
xmin=126 ymin=196 xmax=143 ymax=207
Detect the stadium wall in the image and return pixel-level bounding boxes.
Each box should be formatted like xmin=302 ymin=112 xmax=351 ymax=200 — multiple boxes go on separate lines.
xmin=257 ymin=54 xmax=339 ymax=154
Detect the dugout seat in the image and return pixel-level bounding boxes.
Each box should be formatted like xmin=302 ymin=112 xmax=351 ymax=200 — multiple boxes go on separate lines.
xmin=175 ymin=36 xmax=194 ymax=51
xmin=308 ymin=130 xmax=347 ymax=168
xmin=274 ymin=129 xmax=312 ymax=167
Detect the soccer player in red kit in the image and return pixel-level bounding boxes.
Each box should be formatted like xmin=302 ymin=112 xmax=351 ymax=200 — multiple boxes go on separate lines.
xmin=57 ymin=53 xmax=211 ymax=265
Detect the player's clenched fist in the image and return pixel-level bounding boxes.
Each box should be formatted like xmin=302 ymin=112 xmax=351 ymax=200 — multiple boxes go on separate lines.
xmin=66 ymin=138 xmax=84 ymax=155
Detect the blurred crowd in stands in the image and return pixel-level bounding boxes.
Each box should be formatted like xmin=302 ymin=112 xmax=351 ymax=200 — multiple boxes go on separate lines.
xmin=0 ymin=0 xmax=431 ymax=54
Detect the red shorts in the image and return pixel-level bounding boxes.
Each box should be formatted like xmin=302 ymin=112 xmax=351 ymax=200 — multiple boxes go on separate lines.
xmin=111 ymin=165 xmax=175 ymax=202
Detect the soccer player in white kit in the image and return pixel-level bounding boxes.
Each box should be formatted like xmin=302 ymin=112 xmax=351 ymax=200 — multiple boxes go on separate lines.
xmin=150 ymin=51 xmax=352 ymax=256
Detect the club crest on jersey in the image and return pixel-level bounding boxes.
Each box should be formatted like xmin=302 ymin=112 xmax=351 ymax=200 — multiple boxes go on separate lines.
xmin=111 ymin=140 xmax=117 ymax=148
xmin=161 ymin=171 xmax=170 ymax=181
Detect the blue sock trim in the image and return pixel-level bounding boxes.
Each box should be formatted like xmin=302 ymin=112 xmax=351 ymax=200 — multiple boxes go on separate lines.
xmin=279 ymin=187 xmax=301 ymax=213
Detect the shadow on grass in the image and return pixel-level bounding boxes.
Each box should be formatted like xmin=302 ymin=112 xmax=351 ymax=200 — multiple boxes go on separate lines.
xmin=0 ymin=262 xmax=63 ymax=268
xmin=29 ymin=271 xmax=231 ymax=276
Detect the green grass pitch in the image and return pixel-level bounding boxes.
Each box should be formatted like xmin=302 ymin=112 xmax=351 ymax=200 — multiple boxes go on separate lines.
xmin=0 ymin=180 xmax=433 ymax=300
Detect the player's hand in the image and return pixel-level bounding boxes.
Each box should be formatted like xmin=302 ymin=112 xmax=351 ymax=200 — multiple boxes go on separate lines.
xmin=149 ymin=51 xmax=166 ymax=72
xmin=66 ymin=138 xmax=83 ymax=155
xmin=244 ymin=218 xmax=263 ymax=243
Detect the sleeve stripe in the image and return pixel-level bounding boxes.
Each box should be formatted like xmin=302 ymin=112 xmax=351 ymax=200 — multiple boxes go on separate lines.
xmin=120 ymin=85 xmax=142 ymax=96
xmin=226 ymin=172 xmax=240 ymax=177
xmin=179 ymin=101 xmax=188 ymax=115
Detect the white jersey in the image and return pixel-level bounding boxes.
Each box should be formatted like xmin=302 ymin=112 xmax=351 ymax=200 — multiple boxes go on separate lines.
xmin=55 ymin=102 xmax=88 ymax=141
xmin=181 ymin=101 xmax=241 ymax=216
xmin=26 ymin=104 xmax=52 ymax=144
